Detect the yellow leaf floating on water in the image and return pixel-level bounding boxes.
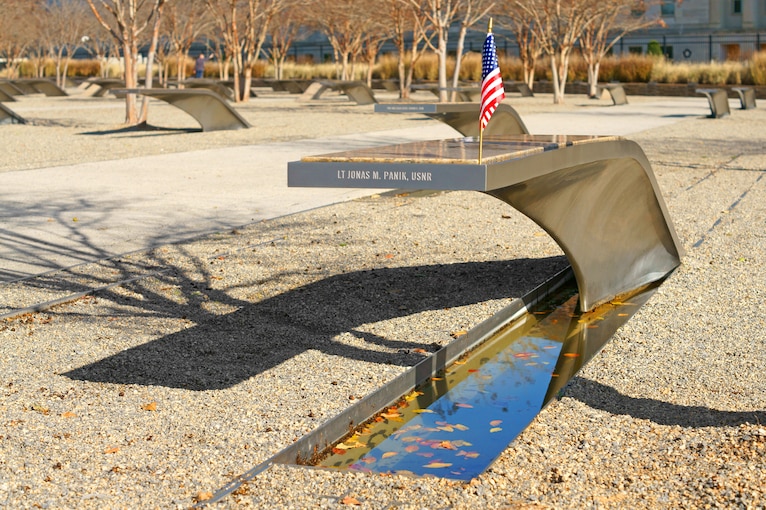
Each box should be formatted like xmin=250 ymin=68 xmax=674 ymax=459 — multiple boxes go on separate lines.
xmin=405 ymin=391 xmax=424 ymax=401
xmin=423 ymin=462 xmax=452 ymax=469
xmin=490 ymin=427 xmax=502 ymax=433
xmin=412 ymin=409 xmax=434 ymax=414
xmin=336 ymin=441 xmax=366 ymax=450
xmin=382 ymin=451 xmax=398 ymax=459
xmin=453 ymin=423 xmax=469 ymax=431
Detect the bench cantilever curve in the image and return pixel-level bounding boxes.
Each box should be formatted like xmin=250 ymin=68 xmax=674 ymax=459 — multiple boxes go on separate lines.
xmin=374 ymin=103 xmax=529 ymax=137
xmin=696 ymin=88 xmax=731 ymax=118
xmin=288 ymin=135 xmax=683 ymax=312
xmin=113 ymin=88 xmax=251 ymax=131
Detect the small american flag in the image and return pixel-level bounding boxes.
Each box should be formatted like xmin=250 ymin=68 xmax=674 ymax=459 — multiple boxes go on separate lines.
xmin=480 ymin=30 xmax=505 ymax=131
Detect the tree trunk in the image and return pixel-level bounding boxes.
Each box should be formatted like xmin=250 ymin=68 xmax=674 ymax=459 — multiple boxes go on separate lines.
xmin=450 ymin=25 xmax=468 ymax=102
xmin=437 ymin=31 xmax=448 ymax=102
xmin=587 ymin=61 xmax=600 ymax=98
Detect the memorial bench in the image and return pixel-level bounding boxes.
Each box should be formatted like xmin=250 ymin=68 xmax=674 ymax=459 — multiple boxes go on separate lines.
xmin=0 ymin=80 xmax=24 ymax=97
xmin=82 ymin=78 xmax=127 ymax=98
xmin=112 ymin=88 xmax=251 ymax=131
xmin=11 ymin=79 xmax=68 ymax=97
xmin=411 ymin=84 xmax=481 ymax=102
xmin=176 ymin=79 xmax=235 ymax=100
xmin=732 ymin=87 xmax=756 ymax=110
xmin=374 ymin=102 xmax=529 ymax=137
xmin=288 ymin=134 xmax=683 ymax=312
xmin=299 ymin=80 xmax=378 ymax=105
xmin=696 ymin=88 xmax=731 ymax=118
xmin=599 ymin=83 xmax=628 ymax=105
xmin=0 ymin=102 xmax=26 ymax=124
xmin=505 ymin=81 xmax=534 ymax=97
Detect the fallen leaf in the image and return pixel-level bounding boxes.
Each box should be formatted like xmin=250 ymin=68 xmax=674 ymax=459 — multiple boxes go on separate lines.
xmin=453 ymin=424 xmax=469 ymax=431
xmin=141 ymin=401 xmax=157 ymax=412
xmin=455 ymin=403 xmax=473 ymax=408
xmin=195 ymin=491 xmax=213 ymax=502
xmin=423 ymin=461 xmax=452 ymax=469
xmin=412 ymin=409 xmax=434 ymax=414
xmin=341 ymin=496 xmax=362 ymax=505
xmin=104 ymin=446 xmax=119 ymax=454
xmin=404 ymin=391 xmax=424 ymax=401
xmin=362 ymin=456 xmax=376 ymax=464
xmin=31 ymin=404 xmax=50 ymax=415
xmin=450 ymin=330 xmax=468 ymax=338
xmin=384 ymin=254 xmax=395 ymax=259
xmin=336 ymin=441 xmax=366 ymax=450
xmin=61 ymin=412 xmax=77 ymax=419
xmin=437 ymin=441 xmax=458 ymax=450
xmin=489 ymin=420 xmax=503 ymax=426
xmin=456 ymin=451 xmax=480 ymax=459
xmin=412 ymin=348 xmax=428 ymax=354
xmin=382 ymin=451 xmax=398 ymax=459
xmin=490 ymin=427 xmax=502 ymax=433
xmin=562 ymin=353 xmax=580 ymax=358
xmin=404 ymin=445 xmax=419 ymax=453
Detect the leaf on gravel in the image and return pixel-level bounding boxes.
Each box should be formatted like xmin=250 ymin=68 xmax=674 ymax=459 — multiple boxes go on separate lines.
xmin=103 ymin=446 xmax=119 ymax=454
xmin=450 ymin=330 xmax=468 ymax=338
xmin=31 ymin=404 xmax=50 ymax=415
xmin=340 ymin=496 xmax=361 ymax=506
xmin=195 ymin=491 xmax=213 ymax=502
xmin=141 ymin=401 xmax=157 ymax=411
xmin=61 ymin=412 xmax=77 ymax=419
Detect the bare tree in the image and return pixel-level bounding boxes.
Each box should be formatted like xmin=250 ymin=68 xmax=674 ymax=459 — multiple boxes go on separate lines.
xmin=164 ymin=0 xmax=211 ymax=83
xmin=494 ymin=2 xmax=542 ymax=90
xmin=308 ymin=0 xmax=371 ymax=81
xmin=85 ymin=0 xmax=168 ymax=124
xmin=0 ymin=0 xmax=38 ymax=79
xmin=266 ymin=3 xmax=306 ymax=80
xmin=410 ymin=0 xmax=462 ymax=102
xmin=512 ymin=0 xmax=593 ymax=104
xmin=37 ymin=0 xmax=94 ymax=87
xmin=449 ymin=0 xmax=496 ymax=101
xmin=383 ymin=0 xmax=431 ymax=99
xmin=205 ymin=0 xmax=286 ymax=102
xmin=580 ymin=0 xmax=663 ymax=97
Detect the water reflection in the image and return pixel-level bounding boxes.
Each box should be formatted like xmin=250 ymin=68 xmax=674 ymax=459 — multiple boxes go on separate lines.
xmin=317 ymin=282 xmax=657 ymax=480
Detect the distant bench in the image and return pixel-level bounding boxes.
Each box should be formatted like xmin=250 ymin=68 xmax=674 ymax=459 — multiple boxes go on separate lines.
xmin=299 ymin=80 xmax=378 ymax=105
xmin=732 ymin=87 xmax=756 ymax=110
xmin=83 ymin=78 xmax=127 ymax=97
xmin=0 ymin=102 xmax=26 ymax=124
xmin=599 ymin=84 xmax=628 ymax=105
xmin=411 ymin=84 xmax=481 ymax=102
xmin=10 ymin=79 xmax=67 ymax=97
xmin=375 ymin=102 xmax=529 ymax=137
xmin=113 ymin=88 xmax=251 ymax=131
xmin=696 ymin=88 xmax=731 ymax=118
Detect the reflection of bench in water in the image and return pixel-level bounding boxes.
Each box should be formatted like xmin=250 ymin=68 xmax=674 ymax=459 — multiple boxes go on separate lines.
xmin=732 ymin=87 xmax=756 ymax=110
xmin=11 ymin=79 xmax=68 ymax=97
xmin=113 ymin=88 xmax=251 ymax=131
xmin=599 ymin=84 xmax=628 ymax=105
xmin=374 ymin=102 xmax=529 ymax=137
xmin=0 ymin=102 xmax=26 ymax=124
xmin=696 ymin=88 xmax=730 ymax=118
xmin=289 ymin=135 xmax=682 ymax=312
xmin=300 ymin=80 xmax=378 ymax=105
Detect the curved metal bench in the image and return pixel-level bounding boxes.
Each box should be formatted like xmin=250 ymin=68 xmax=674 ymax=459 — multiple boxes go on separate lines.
xmin=300 ymin=80 xmax=378 ymax=105
xmin=599 ymin=84 xmax=628 ymax=105
xmin=11 ymin=79 xmax=68 ymax=97
xmin=732 ymin=87 xmax=756 ymax=110
xmin=0 ymin=103 xmax=26 ymax=124
xmin=696 ymin=88 xmax=731 ymax=118
xmin=375 ymin=102 xmax=529 ymax=137
xmin=113 ymin=88 xmax=251 ymax=132
xmin=288 ymin=135 xmax=682 ymax=311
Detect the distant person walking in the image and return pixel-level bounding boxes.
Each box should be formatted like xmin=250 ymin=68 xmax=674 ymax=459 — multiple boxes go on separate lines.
xmin=195 ymin=54 xmax=205 ymax=79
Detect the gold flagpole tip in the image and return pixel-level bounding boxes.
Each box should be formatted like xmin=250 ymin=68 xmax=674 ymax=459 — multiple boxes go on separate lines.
xmin=488 ymin=18 xmax=493 ymax=33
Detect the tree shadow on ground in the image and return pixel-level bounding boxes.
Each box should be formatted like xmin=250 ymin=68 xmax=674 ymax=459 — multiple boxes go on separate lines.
xmin=64 ymin=255 xmax=568 ymax=391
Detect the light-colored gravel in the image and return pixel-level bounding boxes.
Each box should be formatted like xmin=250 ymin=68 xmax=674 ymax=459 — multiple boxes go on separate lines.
xmin=1 ymin=86 xmax=765 ymax=509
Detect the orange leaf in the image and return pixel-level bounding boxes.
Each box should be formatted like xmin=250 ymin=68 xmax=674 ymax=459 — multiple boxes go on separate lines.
xmin=562 ymin=353 xmax=580 ymax=358
xmin=412 ymin=348 xmax=428 ymax=354
xmin=404 ymin=445 xmax=419 ymax=453
xmin=141 ymin=401 xmax=157 ymax=411
xmin=451 ymin=330 xmax=468 ymax=338
xmin=382 ymin=451 xmax=398 ymax=459
xmin=340 ymin=496 xmax=361 ymax=506
xmin=60 ymin=412 xmax=77 ymax=419
xmin=104 ymin=446 xmax=119 ymax=454
xmin=384 ymin=254 xmax=395 ymax=259
xmin=423 ymin=462 xmax=452 ymax=469
xmin=489 ymin=419 xmax=502 ymax=427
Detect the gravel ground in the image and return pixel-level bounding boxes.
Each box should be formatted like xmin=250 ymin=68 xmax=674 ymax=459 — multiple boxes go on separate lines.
xmin=1 ymin=86 xmax=765 ymax=509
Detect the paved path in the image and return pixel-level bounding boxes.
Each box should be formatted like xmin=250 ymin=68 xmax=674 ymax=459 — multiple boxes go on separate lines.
xmin=0 ymin=97 xmax=716 ymax=283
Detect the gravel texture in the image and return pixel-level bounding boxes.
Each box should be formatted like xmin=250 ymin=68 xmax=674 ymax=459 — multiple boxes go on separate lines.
xmin=1 ymin=86 xmax=765 ymax=509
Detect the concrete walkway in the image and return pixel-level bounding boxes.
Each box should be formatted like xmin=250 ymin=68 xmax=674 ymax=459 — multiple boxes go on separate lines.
xmin=0 ymin=96 xmax=718 ymax=283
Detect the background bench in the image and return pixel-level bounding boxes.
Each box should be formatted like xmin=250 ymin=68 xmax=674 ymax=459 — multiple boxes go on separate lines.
xmin=696 ymin=88 xmax=731 ymax=118
xmin=0 ymin=102 xmax=26 ymax=124
xmin=599 ymin=84 xmax=628 ymax=105
xmin=732 ymin=87 xmax=756 ymax=109
xmin=113 ymin=88 xmax=251 ymax=131
xmin=300 ymin=80 xmax=378 ymax=105
xmin=375 ymin=102 xmax=529 ymax=137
